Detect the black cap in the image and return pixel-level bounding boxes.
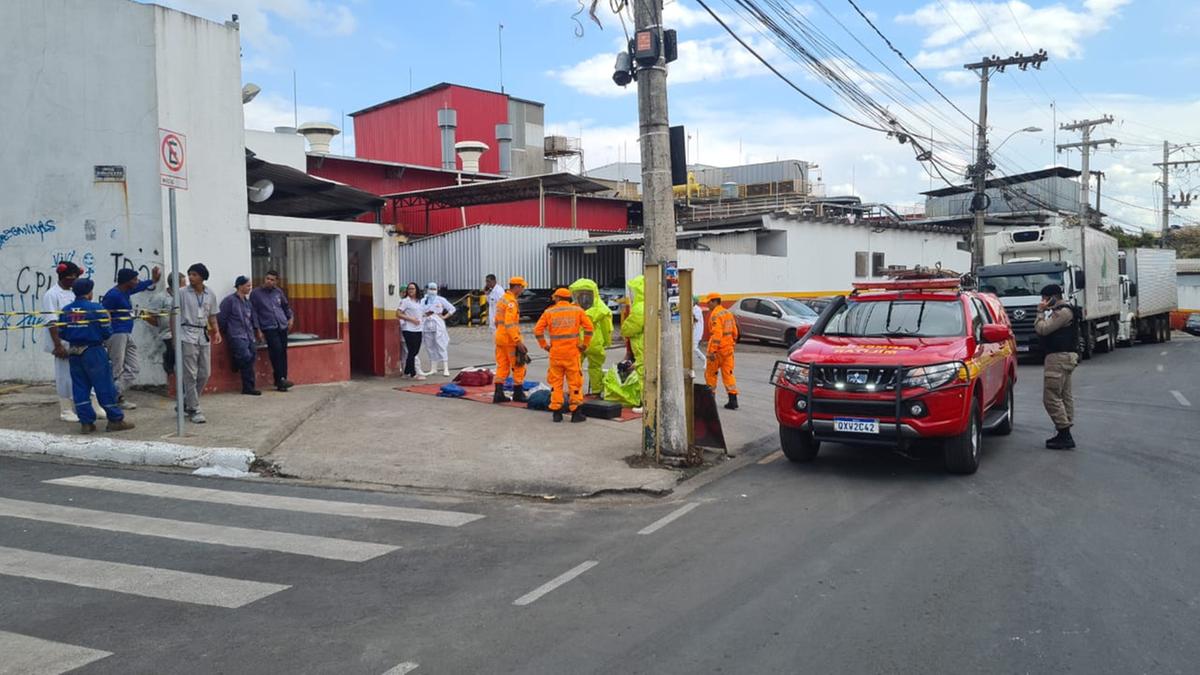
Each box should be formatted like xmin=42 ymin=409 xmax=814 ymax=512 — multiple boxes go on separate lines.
xmin=1040 ymin=284 xmax=1063 ymax=298
xmin=235 ymin=275 xmax=251 ymax=288
xmin=117 ymin=268 xmax=139 ymax=284
xmin=72 ymin=278 xmax=95 ymax=297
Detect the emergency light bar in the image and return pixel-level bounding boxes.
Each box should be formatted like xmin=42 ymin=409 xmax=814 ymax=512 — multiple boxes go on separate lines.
xmin=851 ymin=279 xmax=961 ymax=293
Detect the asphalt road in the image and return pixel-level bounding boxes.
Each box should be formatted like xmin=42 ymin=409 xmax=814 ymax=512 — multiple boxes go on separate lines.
xmin=1 ymin=335 xmax=1197 ymax=674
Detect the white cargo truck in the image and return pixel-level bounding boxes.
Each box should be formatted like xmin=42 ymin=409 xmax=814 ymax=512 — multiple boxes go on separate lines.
xmin=977 ymin=224 xmax=1121 ymax=358
xmin=1117 ymin=248 xmax=1178 ymax=345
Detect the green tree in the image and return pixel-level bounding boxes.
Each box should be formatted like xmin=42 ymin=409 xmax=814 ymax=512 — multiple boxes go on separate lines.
xmin=1165 ymin=226 xmax=1200 ymax=258
xmin=1104 ymin=225 xmax=1156 ymax=249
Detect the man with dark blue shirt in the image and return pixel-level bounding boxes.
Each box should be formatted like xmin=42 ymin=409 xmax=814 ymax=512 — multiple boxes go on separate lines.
xmin=219 ymin=275 xmax=263 ymax=395
xmin=102 ymin=266 xmax=160 ymax=409
xmin=249 ymin=270 xmax=294 ymax=392
xmin=60 ymin=278 xmax=135 ymax=433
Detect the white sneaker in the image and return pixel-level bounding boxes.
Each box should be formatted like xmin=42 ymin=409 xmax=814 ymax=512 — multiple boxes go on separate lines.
xmin=59 ymin=410 xmax=79 ymax=422
xmin=442 ymin=367 xmax=451 ymax=377
xmin=190 ymin=411 xmax=207 ymax=424
xmin=414 ymin=373 xmax=427 ymax=381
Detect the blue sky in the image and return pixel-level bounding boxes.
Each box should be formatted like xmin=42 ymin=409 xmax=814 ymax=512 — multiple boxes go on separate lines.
xmin=155 ymin=0 xmax=1200 ymax=231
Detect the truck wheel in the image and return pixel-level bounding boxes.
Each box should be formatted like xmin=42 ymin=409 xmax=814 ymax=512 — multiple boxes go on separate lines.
xmin=944 ymin=399 xmax=981 ymax=475
xmin=993 ymin=379 xmax=1014 ymax=436
xmin=780 ymin=425 xmax=820 ymax=463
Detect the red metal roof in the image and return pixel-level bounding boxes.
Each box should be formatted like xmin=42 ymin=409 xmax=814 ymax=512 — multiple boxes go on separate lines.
xmin=349 ymin=82 xmax=543 ymax=117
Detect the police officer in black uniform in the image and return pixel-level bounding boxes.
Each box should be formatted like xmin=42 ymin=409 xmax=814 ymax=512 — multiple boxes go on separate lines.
xmin=1033 ymin=284 xmax=1078 ymax=449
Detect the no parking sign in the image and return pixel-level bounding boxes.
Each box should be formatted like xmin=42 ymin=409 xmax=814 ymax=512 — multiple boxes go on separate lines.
xmin=159 ymin=128 xmax=188 ymax=190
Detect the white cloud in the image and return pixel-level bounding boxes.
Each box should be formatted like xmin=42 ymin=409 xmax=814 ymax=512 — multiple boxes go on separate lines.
xmin=664 ymin=0 xmax=716 ymax=28
xmin=548 ymin=31 xmax=784 ymax=97
xmin=157 ymin=0 xmax=357 ymax=71
xmin=897 ymin=0 xmax=1130 ymax=70
xmin=244 ymin=92 xmax=337 ymax=130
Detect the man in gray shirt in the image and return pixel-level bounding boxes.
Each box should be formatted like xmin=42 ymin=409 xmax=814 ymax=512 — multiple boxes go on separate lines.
xmin=180 ymin=263 xmax=221 ymax=423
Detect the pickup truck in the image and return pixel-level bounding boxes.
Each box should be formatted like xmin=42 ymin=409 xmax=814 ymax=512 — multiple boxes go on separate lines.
xmin=771 ymin=279 xmax=1017 ymax=475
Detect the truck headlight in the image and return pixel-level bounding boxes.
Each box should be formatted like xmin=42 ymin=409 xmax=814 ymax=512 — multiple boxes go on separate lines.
xmin=778 ymin=362 xmax=809 ymax=386
xmin=901 ymin=362 xmax=966 ymax=390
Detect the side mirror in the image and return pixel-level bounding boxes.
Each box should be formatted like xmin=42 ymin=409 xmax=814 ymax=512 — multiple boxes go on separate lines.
xmin=770 ymin=309 xmax=782 ymax=318
xmin=1074 ymin=270 xmax=1086 ymax=290
xmin=981 ymin=324 xmax=1013 ymax=344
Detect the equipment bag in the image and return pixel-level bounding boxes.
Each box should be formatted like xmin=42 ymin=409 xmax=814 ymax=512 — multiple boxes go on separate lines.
xmin=526 ymin=389 xmax=552 ymax=410
xmin=436 ymin=383 xmax=466 ymax=398
xmin=453 ymin=369 xmax=494 ymax=387
xmin=580 ymin=399 xmax=623 ymax=419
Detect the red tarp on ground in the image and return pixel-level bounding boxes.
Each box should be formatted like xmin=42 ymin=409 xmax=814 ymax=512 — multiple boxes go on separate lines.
xmin=396 ymin=383 xmax=642 ymax=422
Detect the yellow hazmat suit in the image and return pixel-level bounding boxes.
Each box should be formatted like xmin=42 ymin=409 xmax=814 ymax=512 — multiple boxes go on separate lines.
xmin=621 ymin=275 xmax=646 ymax=381
xmin=569 ymin=278 xmax=614 ymax=395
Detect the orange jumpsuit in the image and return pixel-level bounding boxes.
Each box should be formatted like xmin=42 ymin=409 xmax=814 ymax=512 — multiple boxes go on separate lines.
xmin=494 ymin=291 xmax=526 ymax=385
xmin=535 ymin=300 xmax=594 ymax=412
xmin=705 ymin=304 xmax=739 ymax=395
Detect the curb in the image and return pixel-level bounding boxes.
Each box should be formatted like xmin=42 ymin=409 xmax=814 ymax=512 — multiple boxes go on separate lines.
xmin=0 ymin=429 xmax=255 ymax=472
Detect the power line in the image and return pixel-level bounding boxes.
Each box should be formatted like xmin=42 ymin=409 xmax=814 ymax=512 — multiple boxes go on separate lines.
xmin=842 ymin=0 xmax=974 ymax=124
xmin=693 ymin=0 xmax=893 ymax=133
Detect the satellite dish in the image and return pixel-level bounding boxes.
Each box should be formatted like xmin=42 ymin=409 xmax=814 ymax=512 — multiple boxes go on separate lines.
xmin=242 ymin=83 xmax=261 ymax=104
xmin=247 ymin=179 xmax=274 ymax=203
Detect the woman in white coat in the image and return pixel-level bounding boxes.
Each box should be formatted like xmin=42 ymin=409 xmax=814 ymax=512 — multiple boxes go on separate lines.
xmin=420 ymin=282 xmax=456 ymax=377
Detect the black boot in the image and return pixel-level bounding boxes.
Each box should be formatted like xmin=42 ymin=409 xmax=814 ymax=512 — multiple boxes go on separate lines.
xmin=570 ymin=410 xmax=586 ymax=423
xmin=552 ymin=409 xmax=564 ymax=423
xmin=1046 ymin=428 xmax=1076 ymax=450
xmin=512 ymin=386 xmax=528 ymax=403
xmin=724 ymin=394 xmax=739 ymax=410
xmin=492 ymin=384 xmax=510 ymax=404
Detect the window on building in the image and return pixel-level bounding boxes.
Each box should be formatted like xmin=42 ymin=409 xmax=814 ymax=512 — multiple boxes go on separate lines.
xmin=855 ymin=251 xmax=868 ymax=278
xmin=251 ymin=232 xmax=338 ymax=341
xmin=872 ymin=252 xmax=886 ymax=277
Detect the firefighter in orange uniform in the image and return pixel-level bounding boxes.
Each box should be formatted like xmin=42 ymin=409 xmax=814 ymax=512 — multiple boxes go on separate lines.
xmin=493 ymin=276 xmax=529 ymax=404
xmin=704 ymin=292 xmax=739 ymax=410
xmin=535 ymin=287 xmax=594 ymax=423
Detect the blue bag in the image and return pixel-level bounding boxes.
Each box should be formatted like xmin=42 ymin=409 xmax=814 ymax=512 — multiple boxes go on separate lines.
xmin=437 ymin=383 xmax=466 ymax=398
xmin=526 ymin=389 xmax=552 ymax=410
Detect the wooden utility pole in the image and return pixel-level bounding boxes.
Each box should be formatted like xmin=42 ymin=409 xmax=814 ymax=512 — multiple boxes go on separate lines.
xmin=1056 ymin=116 xmax=1115 ymax=227
xmin=635 ymin=0 xmax=687 ymax=459
xmin=1153 ymin=142 xmax=1200 ymax=246
xmin=963 ymin=51 xmax=1047 ymax=272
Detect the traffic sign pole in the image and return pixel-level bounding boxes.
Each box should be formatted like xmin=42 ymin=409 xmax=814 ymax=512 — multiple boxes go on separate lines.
xmin=169 ymin=188 xmax=185 ymax=437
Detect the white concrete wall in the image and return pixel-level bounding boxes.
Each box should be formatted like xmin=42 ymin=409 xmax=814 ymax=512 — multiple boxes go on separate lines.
xmin=0 ymin=0 xmax=248 ymax=383
xmin=0 ymin=0 xmax=162 ymax=377
xmin=1179 ymin=282 xmax=1200 ymax=312
xmin=245 ymin=129 xmax=307 ymax=171
xmin=627 ymin=217 xmax=969 ymax=297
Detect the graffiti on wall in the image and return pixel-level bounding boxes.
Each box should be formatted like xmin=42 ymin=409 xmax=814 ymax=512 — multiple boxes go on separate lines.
xmin=0 ymin=220 xmax=56 ymax=251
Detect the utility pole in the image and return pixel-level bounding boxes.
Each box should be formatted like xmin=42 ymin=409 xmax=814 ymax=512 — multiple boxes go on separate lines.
xmin=1056 ymin=116 xmax=1115 ymax=227
xmin=1153 ymin=142 xmax=1200 ymax=246
xmin=1090 ymin=170 xmax=1103 ymax=214
xmin=963 ymin=50 xmax=1047 ymax=273
xmin=634 ymin=0 xmax=687 ymax=459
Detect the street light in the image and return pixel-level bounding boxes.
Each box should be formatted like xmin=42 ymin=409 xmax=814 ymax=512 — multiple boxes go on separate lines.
xmin=993 ymin=126 xmax=1042 ymax=154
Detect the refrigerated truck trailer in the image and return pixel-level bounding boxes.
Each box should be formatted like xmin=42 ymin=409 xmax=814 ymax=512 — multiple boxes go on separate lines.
xmin=1117 ymin=248 xmax=1178 ymax=345
xmin=977 ymin=224 xmax=1121 ymax=359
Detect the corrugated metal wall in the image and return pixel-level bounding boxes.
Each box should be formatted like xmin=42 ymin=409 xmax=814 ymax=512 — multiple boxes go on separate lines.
xmin=692 ymin=160 xmax=807 ymax=188
xmin=926 ymin=175 xmax=1079 ymax=217
xmin=551 ymin=245 xmax=628 ymax=288
xmin=287 ymin=234 xmax=338 ymax=339
xmin=396 ymin=225 xmax=581 ymax=290
xmin=698 ymin=231 xmax=758 ymax=254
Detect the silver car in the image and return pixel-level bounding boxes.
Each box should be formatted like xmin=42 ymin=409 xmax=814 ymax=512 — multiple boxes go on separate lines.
xmin=729 ymin=296 xmax=820 ymax=346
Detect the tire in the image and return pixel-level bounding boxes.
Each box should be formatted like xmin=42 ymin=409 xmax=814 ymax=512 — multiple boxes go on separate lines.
xmin=992 ymin=378 xmax=1014 ymax=436
xmin=780 ymin=425 xmax=820 ymax=463
xmin=944 ymin=397 xmax=982 ymax=475
xmin=783 ymin=328 xmax=796 ymax=347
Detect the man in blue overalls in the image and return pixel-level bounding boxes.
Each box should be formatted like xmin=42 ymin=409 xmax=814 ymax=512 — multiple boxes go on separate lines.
xmin=59 ymin=278 xmax=135 ymax=433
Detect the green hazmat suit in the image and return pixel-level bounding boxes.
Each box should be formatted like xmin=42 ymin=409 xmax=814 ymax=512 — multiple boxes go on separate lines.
xmin=622 ymin=275 xmax=646 ymax=382
xmin=569 ymin=277 xmax=614 ymax=395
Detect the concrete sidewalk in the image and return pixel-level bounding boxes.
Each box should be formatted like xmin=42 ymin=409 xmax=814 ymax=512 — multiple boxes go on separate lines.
xmin=0 ymin=326 xmax=785 ymax=497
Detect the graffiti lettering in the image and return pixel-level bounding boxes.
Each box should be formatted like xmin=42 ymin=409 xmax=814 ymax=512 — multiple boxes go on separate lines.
xmin=0 ymin=220 xmax=56 ymax=250
xmin=14 ymin=266 xmax=53 ymax=301
xmin=110 ymin=252 xmax=153 ymax=284
xmin=0 ymin=293 xmax=43 ymax=352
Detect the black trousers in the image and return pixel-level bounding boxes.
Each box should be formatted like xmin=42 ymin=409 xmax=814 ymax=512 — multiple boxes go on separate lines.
xmin=262 ymin=328 xmax=288 ymax=384
xmin=230 ymin=338 xmax=257 ymax=393
xmin=161 ymin=339 xmax=175 ymax=375
xmin=403 ymin=330 xmax=423 ymax=376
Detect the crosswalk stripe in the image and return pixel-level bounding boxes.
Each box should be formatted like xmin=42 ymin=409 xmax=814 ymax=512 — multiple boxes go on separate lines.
xmin=45 ymin=476 xmax=484 ymax=527
xmin=0 ymin=545 xmax=289 ymax=608
xmin=0 ymin=630 xmax=112 ymax=675
xmin=0 ymin=497 xmax=398 ymax=562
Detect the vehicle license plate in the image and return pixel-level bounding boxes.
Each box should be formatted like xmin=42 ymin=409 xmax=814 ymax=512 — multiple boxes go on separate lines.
xmin=834 ymin=418 xmax=879 ymax=434
xmin=1017 ymin=345 xmax=1030 ymax=353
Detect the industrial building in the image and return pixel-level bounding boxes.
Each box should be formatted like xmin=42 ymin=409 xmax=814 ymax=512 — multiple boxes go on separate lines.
xmin=1 ymin=0 xmax=405 ymax=387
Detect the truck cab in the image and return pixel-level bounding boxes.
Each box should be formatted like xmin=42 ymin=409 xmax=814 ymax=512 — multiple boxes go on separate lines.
xmin=771 ymin=279 xmax=1017 ymax=475
xmin=977 ymin=258 xmax=1079 ymax=355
